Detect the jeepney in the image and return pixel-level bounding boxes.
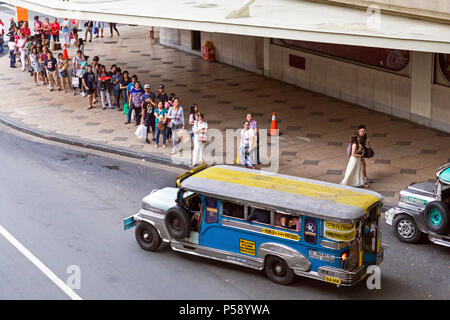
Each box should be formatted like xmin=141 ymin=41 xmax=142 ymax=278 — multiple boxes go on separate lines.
xmin=124 ymin=164 xmax=385 ymax=286
xmin=385 ymin=163 xmax=450 ymax=247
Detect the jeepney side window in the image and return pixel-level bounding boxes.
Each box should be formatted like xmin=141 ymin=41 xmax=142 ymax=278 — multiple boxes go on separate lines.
xmin=204 ymin=197 xmax=218 ymax=224
xmin=222 ymin=201 xmax=245 ymax=220
xmin=304 ymin=217 xmax=317 ymax=244
xmin=246 ymin=207 xmax=271 ymax=225
xmin=274 ymin=212 xmax=299 ymax=231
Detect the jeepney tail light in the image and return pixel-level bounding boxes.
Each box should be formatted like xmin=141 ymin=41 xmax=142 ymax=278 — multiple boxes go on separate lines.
xmin=341 ymin=250 xmax=350 ymax=270
xmin=341 ymin=252 xmax=348 ymax=261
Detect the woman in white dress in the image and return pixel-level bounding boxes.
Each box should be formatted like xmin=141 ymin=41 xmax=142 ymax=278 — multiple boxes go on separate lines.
xmin=192 ymin=113 xmax=208 ymax=167
xmin=341 ymin=134 xmax=367 ymax=187
xmin=240 ymin=120 xmax=257 ymax=169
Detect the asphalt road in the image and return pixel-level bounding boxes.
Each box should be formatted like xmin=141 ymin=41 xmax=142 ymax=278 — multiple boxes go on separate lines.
xmin=0 ymin=126 xmax=448 ymax=300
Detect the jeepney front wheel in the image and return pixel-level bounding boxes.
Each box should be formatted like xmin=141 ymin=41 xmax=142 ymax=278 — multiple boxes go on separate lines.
xmin=264 ymin=255 xmax=296 ymax=285
xmin=135 ymin=222 xmax=162 ymax=251
xmin=393 ymin=214 xmax=422 ymax=243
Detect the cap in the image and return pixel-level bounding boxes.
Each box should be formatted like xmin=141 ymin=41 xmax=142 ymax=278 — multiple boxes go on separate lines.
xmin=158 ymin=84 xmax=164 ymax=89
xmin=144 ymin=84 xmax=150 ymax=89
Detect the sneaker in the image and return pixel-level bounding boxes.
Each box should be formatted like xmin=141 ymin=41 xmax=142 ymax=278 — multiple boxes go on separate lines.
xmin=364 ymin=178 xmax=372 ymax=184
xmin=155 ymin=145 xmax=158 ymax=148
xmin=145 ymin=139 xmax=151 ymax=144
xmin=162 ymin=145 xmax=166 ymax=148
xmin=49 ymin=88 xmax=53 ymax=92
xmin=57 ymin=87 xmax=62 ymax=91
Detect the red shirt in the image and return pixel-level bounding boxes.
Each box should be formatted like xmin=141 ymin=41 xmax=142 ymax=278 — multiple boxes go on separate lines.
xmin=34 ymin=20 xmax=43 ymax=34
xmin=42 ymin=22 xmax=51 ymax=35
xmin=51 ymin=22 xmax=60 ymax=35
xmin=20 ymin=27 xmax=31 ymax=37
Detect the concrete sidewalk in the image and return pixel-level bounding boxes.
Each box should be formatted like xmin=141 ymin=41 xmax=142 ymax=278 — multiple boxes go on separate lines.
xmin=1 ymin=25 xmax=449 ymax=205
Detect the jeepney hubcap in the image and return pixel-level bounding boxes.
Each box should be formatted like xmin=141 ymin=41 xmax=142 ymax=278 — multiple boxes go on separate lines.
xmin=398 ymin=220 xmax=415 ymax=239
xmin=429 ymin=209 xmax=442 ymax=226
xmin=273 ymin=262 xmax=286 ymax=277
xmin=142 ymin=230 xmax=152 ymax=242
xmin=171 ymin=217 xmax=182 ymax=231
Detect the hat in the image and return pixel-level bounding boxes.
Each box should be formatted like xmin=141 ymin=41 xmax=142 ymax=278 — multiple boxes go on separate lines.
xmin=158 ymin=84 xmax=164 ymax=89
xmin=144 ymin=84 xmax=150 ymax=89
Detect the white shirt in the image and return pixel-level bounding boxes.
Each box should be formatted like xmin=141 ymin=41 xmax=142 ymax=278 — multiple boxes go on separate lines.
xmin=241 ymin=128 xmax=255 ymax=147
xmin=193 ymin=121 xmax=208 ymax=144
xmin=8 ymin=41 xmax=16 ymax=51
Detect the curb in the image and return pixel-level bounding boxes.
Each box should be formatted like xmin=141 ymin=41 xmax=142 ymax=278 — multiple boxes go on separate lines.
xmin=0 ymin=114 xmax=191 ymax=170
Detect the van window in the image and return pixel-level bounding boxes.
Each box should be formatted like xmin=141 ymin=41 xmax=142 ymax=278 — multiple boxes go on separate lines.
xmin=222 ymin=201 xmax=245 ymax=220
xmin=246 ymin=207 xmax=271 ymax=225
xmin=304 ymin=217 xmax=317 ymax=244
xmin=204 ymin=197 xmax=218 ymax=224
xmin=275 ymin=213 xmax=299 ymax=231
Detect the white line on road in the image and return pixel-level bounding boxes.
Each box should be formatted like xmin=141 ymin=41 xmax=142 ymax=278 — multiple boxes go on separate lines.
xmin=0 ymin=224 xmax=83 ymax=300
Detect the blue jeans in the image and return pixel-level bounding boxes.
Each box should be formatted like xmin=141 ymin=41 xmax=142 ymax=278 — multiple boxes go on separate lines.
xmin=121 ymin=89 xmax=127 ymax=109
xmin=113 ymin=87 xmax=120 ymax=108
xmin=155 ymin=127 xmax=166 ymax=145
xmin=9 ymin=50 xmax=15 ymax=67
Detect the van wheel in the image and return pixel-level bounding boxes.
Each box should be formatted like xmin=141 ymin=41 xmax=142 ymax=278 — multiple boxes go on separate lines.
xmin=424 ymin=201 xmax=448 ymax=234
xmin=135 ymin=222 xmax=161 ymax=251
xmin=264 ymin=255 xmax=296 ymax=285
xmin=393 ymin=214 xmax=422 ymax=243
xmin=165 ymin=206 xmax=191 ymax=239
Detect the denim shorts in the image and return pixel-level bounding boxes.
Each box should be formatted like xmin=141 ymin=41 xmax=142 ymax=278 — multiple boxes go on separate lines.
xmin=58 ymin=70 xmax=68 ymax=78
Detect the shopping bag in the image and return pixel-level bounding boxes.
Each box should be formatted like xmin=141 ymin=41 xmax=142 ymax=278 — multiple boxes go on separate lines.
xmin=123 ymin=102 xmax=129 ymax=115
xmin=93 ymin=27 xmax=98 ymax=35
xmin=235 ymin=152 xmax=240 ymax=164
xmin=71 ymin=77 xmax=79 ymax=86
xmin=135 ymin=124 xmax=147 ymax=141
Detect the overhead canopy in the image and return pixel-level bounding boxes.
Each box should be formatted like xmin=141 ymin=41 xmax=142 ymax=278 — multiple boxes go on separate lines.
xmin=5 ymin=0 xmax=450 ymax=53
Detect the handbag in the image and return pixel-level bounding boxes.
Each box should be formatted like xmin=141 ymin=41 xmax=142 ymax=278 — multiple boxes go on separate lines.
xmin=123 ymin=102 xmax=129 ymax=115
xmin=364 ymin=147 xmax=375 ymax=158
xmin=157 ymin=121 xmax=166 ymax=131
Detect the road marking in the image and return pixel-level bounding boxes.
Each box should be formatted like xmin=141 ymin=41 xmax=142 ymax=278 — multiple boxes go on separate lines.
xmin=0 ymin=224 xmax=82 ymax=300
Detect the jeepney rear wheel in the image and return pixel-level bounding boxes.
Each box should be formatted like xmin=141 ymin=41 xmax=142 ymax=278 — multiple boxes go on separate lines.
xmin=423 ymin=201 xmax=449 ymax=235
xmin=165 ymin=206 xmax=191 ymax=239
xmin=264 ymin=255 xmax=296 ymax=285
xmin=393 ymin=214 xmax=422 ymax=243
xmin=135 ymin=222 xmax=162 ymax=251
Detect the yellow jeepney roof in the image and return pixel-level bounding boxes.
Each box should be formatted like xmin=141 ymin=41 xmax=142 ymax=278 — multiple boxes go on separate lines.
xmin=180 ymin=165 xmax=383 ymax=222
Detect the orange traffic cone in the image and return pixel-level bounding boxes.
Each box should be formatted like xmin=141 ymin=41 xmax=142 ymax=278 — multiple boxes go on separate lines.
xmin=63 ymin=44 xmax=69 ymax=60
xmin=270 ymin=112 xmax=279 ymax=136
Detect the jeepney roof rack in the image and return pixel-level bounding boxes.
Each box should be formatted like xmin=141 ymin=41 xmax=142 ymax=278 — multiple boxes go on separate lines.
xmin=179 ymin=165 xmax=383 ymax=223
xmin=176 ymin=163 xmax=209 ymax=187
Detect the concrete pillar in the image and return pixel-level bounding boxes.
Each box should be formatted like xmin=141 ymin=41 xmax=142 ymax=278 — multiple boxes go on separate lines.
xmin=410 ymin=51 xmax=433 ymax=126
xmin=263 ymin=37 xmax=270 ymax=77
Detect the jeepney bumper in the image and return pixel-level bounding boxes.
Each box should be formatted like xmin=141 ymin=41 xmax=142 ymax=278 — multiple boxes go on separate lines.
xmin=316 ymin=245 xmax=386 ymax=286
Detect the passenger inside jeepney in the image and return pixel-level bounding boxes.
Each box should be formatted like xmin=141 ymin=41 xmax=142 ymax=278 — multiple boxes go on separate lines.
xmin=275 ymin=213 xmax=298 ymax=230
xmin=245 ymin=207 xmax=270 ymax=224
xmin=186 ymin=195 xmax=202 ymax=232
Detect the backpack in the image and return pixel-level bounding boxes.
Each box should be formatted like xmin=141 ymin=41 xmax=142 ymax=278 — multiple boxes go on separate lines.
xmin=346 ymin=143 xmax=352 ymax=157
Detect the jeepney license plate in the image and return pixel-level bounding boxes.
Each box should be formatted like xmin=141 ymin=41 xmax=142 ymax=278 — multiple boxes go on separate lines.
xmin=324 ymin=276 xmax=341 ymax=285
